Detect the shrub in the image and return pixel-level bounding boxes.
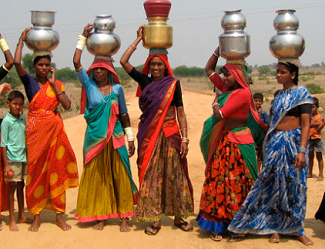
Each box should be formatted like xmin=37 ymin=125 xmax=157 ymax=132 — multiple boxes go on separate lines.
xmin=306 ymin=83 xmax=325 ymax=94
xmin=258 ymin=75 xmax=269 ymax=81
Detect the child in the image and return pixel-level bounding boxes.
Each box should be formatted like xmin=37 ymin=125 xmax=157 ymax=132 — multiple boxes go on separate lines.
xmin=308 ymin=97 xmax=325 ymax=181
xmin=1 ymin=91 xmax=31 ymax=231
xmin=253 ymin=92 xmax=269 ymax=127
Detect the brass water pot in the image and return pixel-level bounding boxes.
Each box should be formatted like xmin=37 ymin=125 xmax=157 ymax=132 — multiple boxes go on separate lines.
xmin=143 ymin=17 xmax=173 ymax=49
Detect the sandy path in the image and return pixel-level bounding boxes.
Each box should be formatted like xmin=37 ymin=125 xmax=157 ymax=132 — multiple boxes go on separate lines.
xmin=0 ymin=90 xmax=324 ymax=249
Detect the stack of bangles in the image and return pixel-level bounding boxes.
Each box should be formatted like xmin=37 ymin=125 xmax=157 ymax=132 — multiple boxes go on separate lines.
xmin=124 ymin=127 xmax=135 ymax=142
xmin=76 ymin=35 xmax=87 ymax=51
xmin=128 ymin=44 xmax=137 ymax=52
xmin=182 ymin=137 xmax=189 ymax=144
xmin=299 ymin=143 xmax=308 ymax=154
xmin=0 ymin=38 xmax=10 ymax=53
xmin=212 ymin=102 xmax=224 ymax=118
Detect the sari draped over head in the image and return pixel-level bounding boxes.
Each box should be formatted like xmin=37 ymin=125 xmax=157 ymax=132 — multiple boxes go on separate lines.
xmin=80 ymin=59 xmax=120 ymax=114
xmin=25 ymin=81 xmax=79 ymax=216
xmin=228 ymin=86 xmax=313 ymax=236
xmin=200 ymin=64 xmax=267 ymax=180
xmin=136 ymin=75 xmax=193 ymax=204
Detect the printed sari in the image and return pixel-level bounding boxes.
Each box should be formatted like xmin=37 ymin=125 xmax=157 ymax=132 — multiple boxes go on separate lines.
xmin=25 ymin=81 xmax=78 ymax=216
xmin=228 ymin=86 xmax=313 ymax=236
xmin=197 ymin=64 xmax=267 ymax=234
xmin=134 ymin=76 xmax=194 ymax=222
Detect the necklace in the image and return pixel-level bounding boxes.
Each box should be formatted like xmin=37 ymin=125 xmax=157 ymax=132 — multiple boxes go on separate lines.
xmin=36 ymin=78 xmax=45 ymax=89
xmin=97 ymin=83 xmax=112 ymax=103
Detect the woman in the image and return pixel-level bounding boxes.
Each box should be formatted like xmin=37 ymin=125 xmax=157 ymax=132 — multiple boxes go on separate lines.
xmin=228 ymin=61 xmax=314 ymax=246
xmin=0 ymin=33 xmax=14 ymax=231
xmin=14 ymin=28 xmax=79 ymax=232
xmin=120 ymin=25 xmax=194 ymax=235
xmin=73 ymin=24 xmax=138 ymax=232
xmin=198 ymin=48 xmax=267 ymax=242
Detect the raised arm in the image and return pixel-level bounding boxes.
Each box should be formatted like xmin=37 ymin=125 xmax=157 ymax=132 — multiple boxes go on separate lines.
xmin=14 ymin=28 xmax=32 ymax=77
xmin=73 ymin=24 xmax=94 ymax=72
xmin=120 ymin=24 xmax=145 ymax=73
xmin=0 ymin=33 xmax=14 ymax=71
xmin=205 ymin=47 xmax=220 ymax=77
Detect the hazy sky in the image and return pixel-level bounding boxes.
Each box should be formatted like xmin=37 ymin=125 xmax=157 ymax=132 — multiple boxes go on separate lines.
xmin=1 ymin=0 xmax=324 ymax=69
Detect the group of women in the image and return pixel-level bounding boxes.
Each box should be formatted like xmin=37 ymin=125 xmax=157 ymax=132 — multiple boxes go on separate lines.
xmin=0 ymin=22 xmax=324 ymax=246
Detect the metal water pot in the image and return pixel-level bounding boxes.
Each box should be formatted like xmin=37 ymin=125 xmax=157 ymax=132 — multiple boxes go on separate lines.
xmin=25 ymin=11 xmax=60 ymax=52
xmin=219 ymin=10 xmax=250 ymax=60
xmin=269 ymin=9 xmax=305 ymax=59
xmin=86 ymin=15 xmax=121 ymax=56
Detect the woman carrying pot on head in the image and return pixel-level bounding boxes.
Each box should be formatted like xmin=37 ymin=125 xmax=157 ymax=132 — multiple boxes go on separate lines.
xmin=73 ymin=24 xmax=138 ymax=232
xmin=228 ymin=61 xmax=314 ymax=246
xmin=120 ymin=25 xmax=194 ymax=235
xmin=14 ymin=28 xmax=79 ymax=232
xmin=198 ymin=47 xmax=267 ymax=242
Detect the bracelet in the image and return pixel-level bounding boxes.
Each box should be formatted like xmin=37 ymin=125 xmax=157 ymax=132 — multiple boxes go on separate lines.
xmin=212 ymin=102 xmax=219 ymax=107
xmin=76 ymin=35 xmax=87 ymax=51
xmin=299 ymin=147 xmax=307 ymax=154
xmin=219 ymin=110 xmax=224 ymax=119
xmin=124 ymin=127 xmax=135 ymax=142
xmin=180 ymin=128 xmax=188 ymax=131
xmin=2 ymin=64 xmax=9 ymax=72
xmin=57 ymin=92 xmax=64 ymax=97
xmin=182 ymin=137 xmax=189 ymax=144
xmin=76 ymin=66 xmax=83 ymax=72
xmin=128 ymin=44 xmax=137 ymax=51
xmin=213 ymin=52 xmax=219 ymax=57
xmin=0 ymin=38 xmax=10 ymax=52
xmin=300 ymin=143 xmax=308 ymax=148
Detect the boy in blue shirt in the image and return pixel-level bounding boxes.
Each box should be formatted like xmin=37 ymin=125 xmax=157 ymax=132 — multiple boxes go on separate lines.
xmin=253 ymin=92 xmax=269 ymax=127
xmin=1 ymin=91 xmax=31 ymax=231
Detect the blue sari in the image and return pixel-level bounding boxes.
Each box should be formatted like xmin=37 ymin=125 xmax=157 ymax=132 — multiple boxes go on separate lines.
xmin=228 ymin=86 xmax=313 ymax=236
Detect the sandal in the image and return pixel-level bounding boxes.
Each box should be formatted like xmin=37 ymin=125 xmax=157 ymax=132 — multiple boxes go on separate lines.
xmin=228 ymin=234 xmax=246 ymax=242
xmin=174 ymin=218 xmax=193 ymax=232
xmin=210 ymin=232 xmax=223 ymax=241
xmin=145 ymin=224 xmax=161 ymax=235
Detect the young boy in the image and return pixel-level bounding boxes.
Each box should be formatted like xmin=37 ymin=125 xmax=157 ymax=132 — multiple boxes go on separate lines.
xmin=253 ymin=92 xmax=269 ymax=127
xmin=1 ymin=90 xmax=31 ymax=231
xmin=308 ymin=97 xmax=325 ymax=181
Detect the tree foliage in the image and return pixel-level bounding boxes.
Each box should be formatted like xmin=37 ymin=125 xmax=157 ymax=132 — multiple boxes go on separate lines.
xmin=173 ymin=65 xmax=205 ymax=77
xmin=258 ymin=65 xmax=271 ymax=76
xmin=56 ymin=67 xmax=77 ymax=82
xmin=306 ymin=83 xmax=325 ymax=94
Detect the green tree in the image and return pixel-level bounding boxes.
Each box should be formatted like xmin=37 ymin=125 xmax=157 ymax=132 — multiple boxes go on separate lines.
xmin=258 ymin=65 xmax=271 ymax=76
xmin=56 ymin=67 xmax=77 ymax=82
xmin=22 ymin=53 xmax=35 ymax=75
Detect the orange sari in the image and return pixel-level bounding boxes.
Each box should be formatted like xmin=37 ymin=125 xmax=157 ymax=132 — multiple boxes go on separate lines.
xmin=25 ymin=81 xmax=78 ymax=216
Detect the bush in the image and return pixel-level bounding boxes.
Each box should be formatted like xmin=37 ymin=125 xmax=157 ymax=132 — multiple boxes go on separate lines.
xmin=258 ymin=65 xmax=271 ymax=76
xmin=258 ymin=75 xmax=269 ymax=81
xmin=306 ymin=83 xmax=325 ymax=94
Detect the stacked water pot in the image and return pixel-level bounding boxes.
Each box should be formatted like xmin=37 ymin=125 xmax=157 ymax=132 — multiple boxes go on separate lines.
xmin=142 ymin=0 xmax=173 ymax=50
xmin=219 ymin=10 xmax=250 ymax=63
xmin=269 ymin=9 xmax=305 ymax=64
xmin=25 ymin=11 xmax=60 ymax=55
xmin=86 ymin=15 xmax=121 ymax=59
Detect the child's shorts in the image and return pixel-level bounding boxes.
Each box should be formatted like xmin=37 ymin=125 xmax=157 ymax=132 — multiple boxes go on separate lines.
xmin=4 ymin=161 xmax=27 ymax=182
xmin=309 ymin=138 xmax=325 ymax=153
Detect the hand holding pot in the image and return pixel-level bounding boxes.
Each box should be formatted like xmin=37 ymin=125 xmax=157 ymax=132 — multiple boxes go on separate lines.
xmin=82 ymin=24 xmax=94 ymax=37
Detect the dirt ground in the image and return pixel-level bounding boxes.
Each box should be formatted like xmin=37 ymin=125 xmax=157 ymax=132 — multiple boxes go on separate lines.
xmin=0 ymin=89 xmax=324 ymax=249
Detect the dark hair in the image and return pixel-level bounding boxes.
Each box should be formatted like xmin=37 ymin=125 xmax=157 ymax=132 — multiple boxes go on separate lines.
xmin=253 ymin=93 xmax=263 ymax=101
xmin=278 ymin=62 xmax=299 ymax=85
xmin=7 ymin=90 xmax=25 ymax=102
xmin=33 ymin=55 xmax=51 ymax=65
xmin=313 ymin=97 xmax=319 ymax=107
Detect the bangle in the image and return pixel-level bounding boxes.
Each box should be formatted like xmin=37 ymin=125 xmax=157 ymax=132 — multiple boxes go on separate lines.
xmin=128 ymin=44 xmax=137 ymax=51
xmin=2 ymin=64 xmax=9 ymax=72
xmin=219 ymin=110 xmax=224 ymax=119
xmin=212 ymin=102 xmax=219 ymax=107
xmin=124 ymin=127 xmax=135 ymax=142
xmin=300 ymin=143 xmax=308 ymax=148
xmin=76 ymin=35 xmax=87 ymax=51
xmin=0 ymin=38 xmax=10 ymax=52
xmin=76 ymin=66 xmax=83 ymax=72
xmin=180 ymin=128 xmax=188 ymax=131
xmin=299 ymin=147 xmax=307 ymax=154
xmin=213 ymin=52 xmax=219 ymax=57
xmin=182 ymin=137 xmax=189 ymax=144
xmin=57 ymin=92 xmax=64 ymax=97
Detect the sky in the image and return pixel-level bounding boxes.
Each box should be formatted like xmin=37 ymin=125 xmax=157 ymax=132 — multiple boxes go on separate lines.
xmin=0 ymin=0 xmax=324 ymax=69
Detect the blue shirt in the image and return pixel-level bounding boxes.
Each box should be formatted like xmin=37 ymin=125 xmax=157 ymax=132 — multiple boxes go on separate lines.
xmin=1 ymin=112 xmax=27 ymax=163
xmin=260 ymin=108 xmax=269 ymax=125
xmin=77 ymin=68 xmax=128 ymax=114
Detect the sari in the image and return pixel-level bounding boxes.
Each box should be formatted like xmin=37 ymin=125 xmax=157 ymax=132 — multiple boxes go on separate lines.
xmin=134 ymin=75 xmax=194 ymax=222
xmin=315 ymin=192 xmax=325 ymax=222
xmin=25 ymin=81 xmax=79 ymax=216
xmin=0 ymin=139 xmax=9 ymax=218
xmin=228 ymin=86 xmax=313 ymax=236
xmin=75 ymin=60 xmax=137 ymax=222
xmin=197 ymin=64 xmax=267 ymax=234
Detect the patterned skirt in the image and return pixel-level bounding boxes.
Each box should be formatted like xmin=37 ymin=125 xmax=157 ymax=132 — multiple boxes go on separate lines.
xmin=228 ymin=128 xmax=308 ymax=236
xmin=197 ymin=130 xmax=255 ymax=234
xmin=134 ymin=131 xmax=193 ymax=222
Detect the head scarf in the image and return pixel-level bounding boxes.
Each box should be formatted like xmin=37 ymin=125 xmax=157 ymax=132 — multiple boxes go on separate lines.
xmin=80 ymin=59 xmax=120 ymax=114
xmin=224 ymin=64 xmax=267 ymax=133
xmin=135 ymin=54 xmax=173 ymax=97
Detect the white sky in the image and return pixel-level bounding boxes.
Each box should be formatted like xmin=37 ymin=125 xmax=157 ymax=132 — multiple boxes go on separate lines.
xmin=1 ymin=0 xmax=324 ymax=69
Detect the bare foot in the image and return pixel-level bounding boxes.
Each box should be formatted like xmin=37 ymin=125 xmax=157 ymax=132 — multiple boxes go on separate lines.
xmin=17 ymin=217 xmax=33 ymax=224
xmin=308 ymin=174 xmax=312 ymax=178
xmin=28 ymin=215 xmax=40 ymax=232
xmin=120 ymin=218 xmax=131 ymax=232
xmin=317 ymin=175 xmax=324 ymax=181
xmin=92 ymin=220 xmax=105 ymax=231
xmin=269 ymin=233 xmax=280 ymax=243
xmin=297 ymin=235 xmax=313 ymax=246
xmin=9 ymin=220 xmax=19 ymax=231
xmin=56 ymin=213 xmax=71 ymax=231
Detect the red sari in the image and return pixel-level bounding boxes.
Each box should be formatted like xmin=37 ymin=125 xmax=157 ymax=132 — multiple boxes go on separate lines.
xmin=25 ymin=81 xmax=78 ymax=216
